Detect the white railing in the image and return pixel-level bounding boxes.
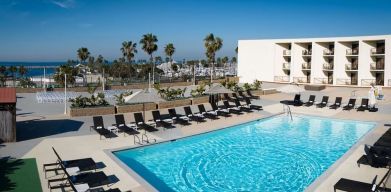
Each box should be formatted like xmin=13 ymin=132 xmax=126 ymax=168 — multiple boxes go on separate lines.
xmin=370 ymin=63 xmax=384 ymax=70
xmin=283 ymin=63 xmax=291 ymax=69
xmin=323 ymin=63 xmax=334 ymax=70
xmin=361 ymin=79 xmax=376 ymax=86
xmin=302 ymin=49 xmax=312 ymax=55
xmin=323 ymin=49 xmax=334 ymax=55
xmin=371 ymin=48 xmax=385 ymax=55
xmin=274 ymin=76 xmax=290 ymax=82
xmin=302 ymin=62 xmax=311 ymax=70
xmin=293 ymin=77 xmax=309 ymax=83
xmin=314 ymin=78 xmax=333 ymax=84
xmin=283 ymin=50 xmax=291 ymax=56
xmin=346 ymin=49 xmax=359 ymax=55
xmin=36 ymin=91 xmax=79 ymax=103
xmin=388 ymin=79 xmax=391 ymax=86
xmin=336 ymin=78 xmax=353 ymax=85
xmin=345 ymin=63 xmax=358 ymax=71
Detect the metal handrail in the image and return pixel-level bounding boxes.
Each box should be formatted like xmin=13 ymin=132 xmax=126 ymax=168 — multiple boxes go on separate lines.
xmin=361 ymin=79 xmax=376 ymax=86
xmin=323 ymin=63 xmax=334 ymax=70
xmin=346 ymin=49 xmax=359 ymax=55
xmin=274 ymin=76 xmax=290 ymax=82
xmin=283 ymin=104 xmax=293 ymax=121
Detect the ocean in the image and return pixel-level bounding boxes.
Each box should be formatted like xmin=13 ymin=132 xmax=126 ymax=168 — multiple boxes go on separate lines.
xmin=0 ymin=62 xmax=64 ymax=77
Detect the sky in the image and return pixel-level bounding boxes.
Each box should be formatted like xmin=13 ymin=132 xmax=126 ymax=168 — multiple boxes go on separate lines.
xmin=0 ymin=0 xmax=391 ymax=62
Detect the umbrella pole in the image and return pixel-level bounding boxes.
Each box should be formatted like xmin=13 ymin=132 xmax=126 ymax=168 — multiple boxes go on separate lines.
xmin=143 ymin=103 xmax=145 ymax=122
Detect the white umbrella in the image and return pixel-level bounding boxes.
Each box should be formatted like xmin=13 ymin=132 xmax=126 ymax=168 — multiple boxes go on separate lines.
xmin=368 ymin=87 xmax=376 ymax=107
xmin=277 ymin=83 xmax=305 ymax=94
xmin=124 ymin=89 xmax=165 ymax=121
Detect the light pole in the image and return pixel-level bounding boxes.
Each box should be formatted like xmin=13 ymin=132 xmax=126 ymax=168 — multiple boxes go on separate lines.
xmin=64 ymin=73 xmax=67 ymax=115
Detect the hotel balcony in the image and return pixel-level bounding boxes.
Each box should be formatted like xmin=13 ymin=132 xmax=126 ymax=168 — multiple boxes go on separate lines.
xmin=282 ymin=63 xmax=291 ymax=70
xmin=323 ymin=63 xmax=334 ymax=71
xmin=370 ymin=62 xmax=385 ymax=71
xmin=323 ymin=49 xmax=334 ymax=56
xmin=283 ymin=50 xmax=291 ymax=56
xmin=371 ymin=48 xmax=385 ymax=55
xmin=361 ymin=79 xmax=376 ymax=86
xmin=346 ymin=49 xmax=359 ymax=56
xmin=345 ymin=63 xmax=358 ymax=71
xmin=302 ymin=49 xmax=312 ymax=56
xmin=314 ymin=77 xmax=333 ymax=85
xmin=336 ymin=78 xmax=357 ymax=85
xmin=302 ymin=62 xmax=311 ymax=70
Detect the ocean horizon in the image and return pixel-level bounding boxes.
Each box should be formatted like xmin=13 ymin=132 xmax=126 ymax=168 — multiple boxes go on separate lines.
xmin=0 ymin=62 xmax=65 ymax=77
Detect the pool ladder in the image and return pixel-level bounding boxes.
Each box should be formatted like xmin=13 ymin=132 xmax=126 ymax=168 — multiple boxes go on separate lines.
xmin=283 ymin=104 xmax=293 ymax=121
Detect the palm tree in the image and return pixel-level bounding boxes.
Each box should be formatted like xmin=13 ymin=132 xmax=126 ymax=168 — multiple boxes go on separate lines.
xmin=140 ymin=33 xmax=158 ymax=83
xmin=8 ymin=66 xmax=17 ymax=87
xmin=120 ymin=41 xmax=137 ymax=64
xmin=204 ymin=33 xmax=223 ymax=82
xmin=231 ymin=57 xmax=237 ymax=76
xmin=18 ymin=66 xmax=28 ymax=78
xmin=222 ymin=56 xmax=229 ymax=77
xmin=164 ymin=43 xmax=175 ymax=65
xmin=77 ymin=47 xmax=90 ymax=64
xmin=0 ymin=66 xmax=8 ymax=87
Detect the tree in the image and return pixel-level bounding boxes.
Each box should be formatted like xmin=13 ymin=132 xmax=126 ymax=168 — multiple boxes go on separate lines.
xmin=140 ymin=33 xmax=158 ymax=83
xmin=222 ymin=56 xmax=229 ymax=77
xmin=53 ymin=64 xmax=77 ymax=87
xmin=120 ymin=41 xmax=137 ymax=64
xmin=235 ymin=46 xmax=238 ymax=54
xmin=204 ymin=33 xmax=223 ymax=82
xmin=8 ymin=66 xmax=17 ymax=87
xmin=0 ymin=66 xmax=8 ymax=87
xmin=231 ymin=56 xmax=237 ymax=75
xmin=87 ymin=56 xmax=95 ymax=72
xmin=164 ymin=43 xmax=175 ymax=65
xmin=155 ymin=56 xmax=162 ymax=65
xmin=18 ymin=66 xmax=28 ymax=78
xmin=77 ymin=47 xmax=90 ymax=64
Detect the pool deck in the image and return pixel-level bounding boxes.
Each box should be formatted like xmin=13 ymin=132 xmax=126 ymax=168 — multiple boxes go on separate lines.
xmin=1 ymin=84 xmax=391 ymax=191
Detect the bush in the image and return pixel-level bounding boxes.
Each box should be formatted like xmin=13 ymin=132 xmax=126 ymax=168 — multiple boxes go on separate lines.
xmin=114 ymin=91 xmax=133 ymax=105
xmin=252 ymin=79 xmax=262 ymax=90
xmin=191 ymin=83 xmax=206 ymax=97
xmin=70 ymin=93 xmax=109 ymax=108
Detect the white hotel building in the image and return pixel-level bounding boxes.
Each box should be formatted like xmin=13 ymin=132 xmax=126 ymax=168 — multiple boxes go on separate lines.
xmin=238 ymin=35 xmax=390 ymax=87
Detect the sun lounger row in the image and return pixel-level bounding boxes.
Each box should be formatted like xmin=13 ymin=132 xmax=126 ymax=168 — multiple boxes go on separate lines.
xmin=223 ymin=90 xmax=260 ymax=102
xmin=282 ymin=94 xmax=378 ymax=112
xmin=44 ymin=147 xmax=120 ymax=192
xmin=334 ymin=125 xmax=391 ymax=192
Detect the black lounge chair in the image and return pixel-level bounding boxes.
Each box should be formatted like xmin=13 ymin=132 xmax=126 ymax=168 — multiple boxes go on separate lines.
xmin=114 ymin=114 xmax=141 ymax=144
xmin=334 ymin=168 xmax=391 ymax=192
xmin=304 ymin=95 xmax=316 ymax=107
xmin=234 ymin=99 xmax=252 ymax=112
xmin=224 ymin=93 xmax=235 ymax=102
xmin=244 ymin=97 xmax=262 ymax=111
xmin=168 ymin=108 xmax=190 ymax=125
xmin=357 ymin=145 xmax=391 ymax=168
xmin=92 ymin=116 xmax=113 ymax=139
xmin=281 ymin=94 xmax=303 ymax=106
xmin=232 ymin=93 xmax=244 ymax=101
xmin=238 ymin=90 xmax=250 ymax=100
xmin=198 ymin=104 xmax=218 ymax=119
xmin=134 ymin=112 xmax=158 ymax=132
xmin=329 ymin=97 xmax=342 ymax=109
xmin=184 ymin=106 xmax=205 ymax=123
xmin=48 ymin=162 xmax=118 ymax=191
xmin=152 ymin=110 xmax=174 ymax=128
xmin=316 ymin=96 xmax=329 ymax=108
xmin=357 ymin=98 xmax=369 ymax=111
xmin=246 ymin=90 xmax=260 ymax=99
xmin=223 ymin=100 xmax=242 ymax=114
xmin=210 ymin=102 xmax=230 ymax=117
xmin=43 ymin=147 xmax=99 ymax=178
xmin=343 ymin=99 xmax=356 ymax=111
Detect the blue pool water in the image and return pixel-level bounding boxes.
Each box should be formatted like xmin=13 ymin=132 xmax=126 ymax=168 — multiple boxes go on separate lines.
xmin=114 ymin=115 xmax=375 ymax=192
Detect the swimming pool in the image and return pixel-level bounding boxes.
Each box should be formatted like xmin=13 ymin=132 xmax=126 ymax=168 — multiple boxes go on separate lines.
xmin=113 ymin=115 xmax=375 ymax=192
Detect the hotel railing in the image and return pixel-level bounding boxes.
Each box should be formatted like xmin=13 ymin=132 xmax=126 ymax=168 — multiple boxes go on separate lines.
xmin=302 ymin=63 xmax=311 ymax=70
xmin=389 ymin=79 xmax=391 ymax=86
xmin=293 ymin=77 xmax=309 ymax=83
xmin=283 ymin=63 xmax=291 ymax=69
xmin=345 ymin=63 xmax=358 ymax=71
xmin=302 ymin=49 xmax=312 ymax=56
xmin=314 ymin=78 xmax=333 ymax=84
xmin=274 ymin=76 xmax=290 ymax=82
xmin=361 ymin=79 xmax=376 ymax=86
xmin=370 ymin=62 xmax=385 ymax=70
xmin=323 ymin=63 xmax=334 ymax=70
xmin=283 ymin=50 xmax=291 ymax=56
xmin=336 ymin=78 xmax=355 ymax=85
xmin=371 ymin=48 xmax=385 ymax=55
xmin=323 ymin=49 xmax=334 ymax=56
xmin=346 ymin=49 xmax=359 ymax=55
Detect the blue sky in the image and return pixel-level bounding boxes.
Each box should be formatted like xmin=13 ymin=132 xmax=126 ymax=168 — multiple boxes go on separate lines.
xmin=0 ymin=0 xmax=391 ymax=62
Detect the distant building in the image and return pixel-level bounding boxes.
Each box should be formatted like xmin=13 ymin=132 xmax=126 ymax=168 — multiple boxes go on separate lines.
xmin=238 ymin=35 xmax=390 ymax=87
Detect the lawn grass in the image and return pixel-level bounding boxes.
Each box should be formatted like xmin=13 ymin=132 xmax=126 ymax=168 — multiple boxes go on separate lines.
xmin=0 ymin=158 xmax=42 ymax=192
